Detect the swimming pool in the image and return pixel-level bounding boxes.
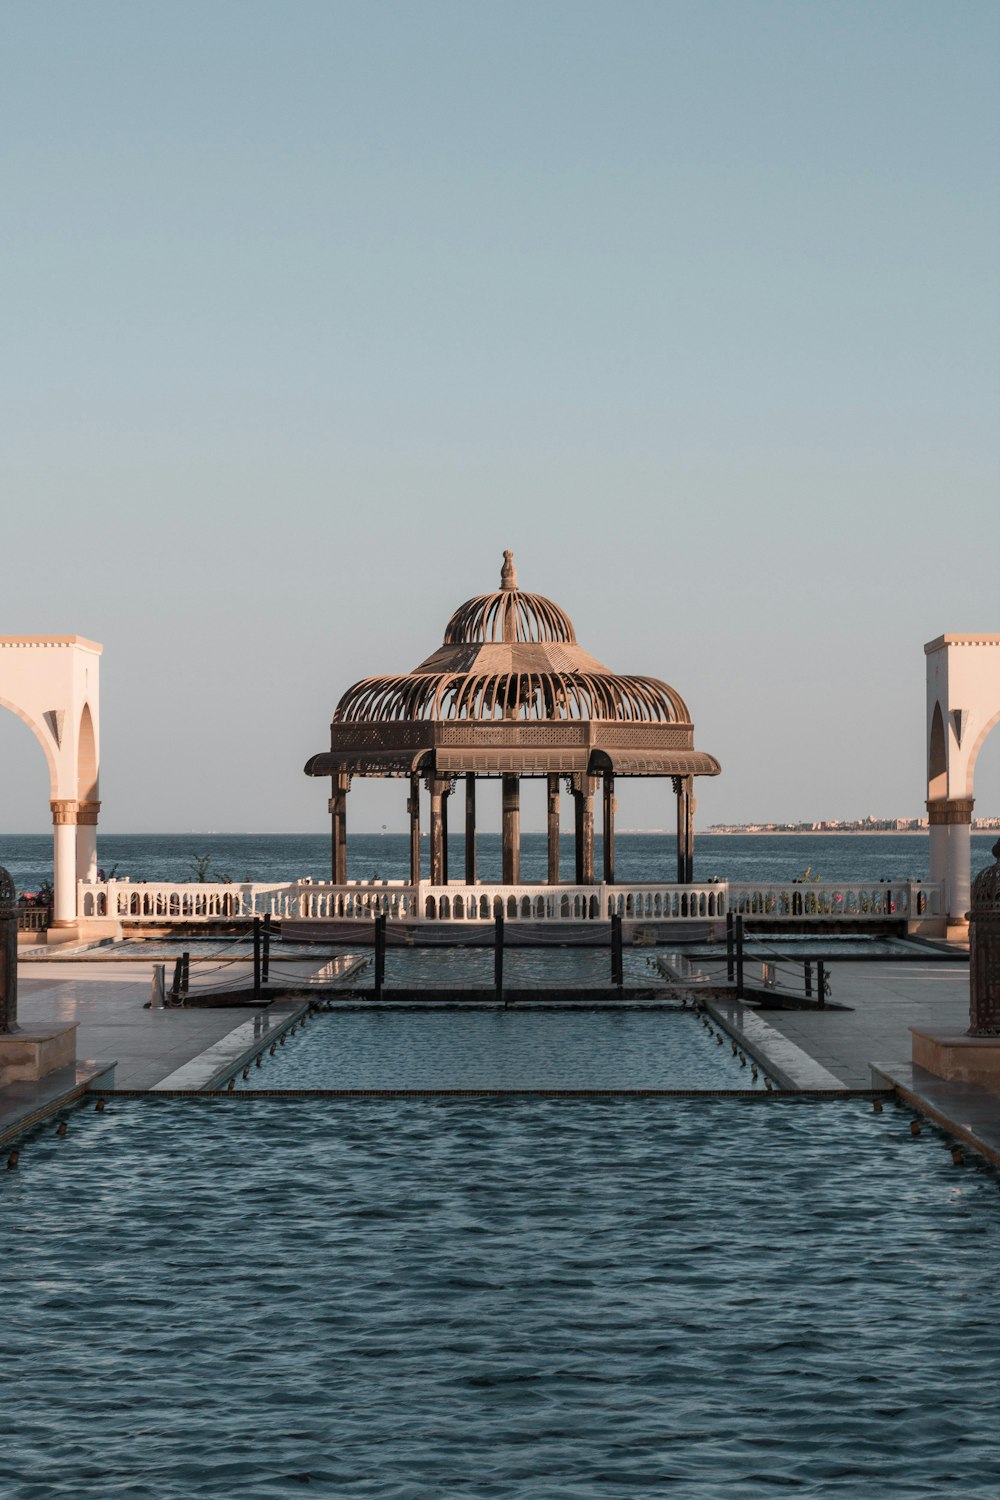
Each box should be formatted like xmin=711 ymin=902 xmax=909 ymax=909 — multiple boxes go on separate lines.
xmin=231 ymin=1008 xmax=754 ymax=1091
xmin=3 ymin=1095 xmax=999 ymax=1498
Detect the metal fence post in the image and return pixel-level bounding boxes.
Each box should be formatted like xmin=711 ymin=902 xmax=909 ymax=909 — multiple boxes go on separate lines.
xmin=494 ymin=913 xmax=504 ymax=1002
xmin=374 ymin=912 xmax=386 ymax=1000
xmin=611 ymin=912 xmax=624 ymax=989
xmin=735 ymin=914 xmax=745 ymax=1000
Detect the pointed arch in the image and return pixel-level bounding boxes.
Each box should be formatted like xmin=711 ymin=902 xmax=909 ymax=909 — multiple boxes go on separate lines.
xmin=928 ymin=701 xmax=947 ymax=799
xmin=77 ymin=702 xmax=98 ymax=802
xmin=965 ymin=708 xmax=1000 ymax=799
xmin=0 ymin=693 xmax=58 ymax=796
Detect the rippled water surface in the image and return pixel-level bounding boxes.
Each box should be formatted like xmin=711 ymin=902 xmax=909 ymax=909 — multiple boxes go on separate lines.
xmin=5 ymin=830 xmax=998 ymax=889
xmin=4 ymin=1097 xmax=1000 ymax=1498
xmin=233 ymin=1009 xmax=748 ymax=1091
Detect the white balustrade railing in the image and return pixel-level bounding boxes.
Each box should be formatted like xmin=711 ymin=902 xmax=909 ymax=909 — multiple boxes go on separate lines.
xmin=727 ymin=880 xmax=942 ymax=921
xmin=76 ymin=877 xmax=943 ymax=925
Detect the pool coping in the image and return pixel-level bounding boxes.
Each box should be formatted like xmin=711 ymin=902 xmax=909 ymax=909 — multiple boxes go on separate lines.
xmin=871 ymin=1062 xmax=1000 ymax=1170
xmin=149 ymin=1000 xmax=312 ymax=1091
xmin=0 ymin=1060 xmax=117 ymax=1148
xmin=705 ymin=997 xmax=848 ymax=1090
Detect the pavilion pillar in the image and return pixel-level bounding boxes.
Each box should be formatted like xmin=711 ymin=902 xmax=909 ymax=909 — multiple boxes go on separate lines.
xmin=573 ymin=775 xmax=596 ymax=885
xmin=76 ymin=800 xmax=100 ymax=885
xmin=546 ymin=775 xmax=560 ymax=884
xmin=441 ymin=782 xmax=450 ymax=887
xmin=428 ymin=776 xmax=448 ymax=886
xmin=674 ymin=776 xmax=695 ymax=884
xmin=602 ymin=774 xmax=616 ymax=885
xmin=50 ymin=799 xmax=79 ymax=926
xmin=502 ymin=775 xmax=520 ymax=885
xmin=928 ymin=797 xmax=975 ymax=929
xmin=408 ymin=775 xmax=421 ymax=885
xmin=465 ymin=774 xmax=477 ymax=885
xmin=329 ymin=773 xmax=349 ymax=885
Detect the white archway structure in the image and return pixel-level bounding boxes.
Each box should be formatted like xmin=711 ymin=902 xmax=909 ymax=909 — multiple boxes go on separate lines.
xmin=926 ymin=634 xmax=1000 ymax=933
xmin=0 ymin=636 xmax=103 ymax=935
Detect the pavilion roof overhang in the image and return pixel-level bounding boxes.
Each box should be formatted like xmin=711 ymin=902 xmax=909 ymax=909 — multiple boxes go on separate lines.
xmin=304 ymin=720 xmax=720 ymax=781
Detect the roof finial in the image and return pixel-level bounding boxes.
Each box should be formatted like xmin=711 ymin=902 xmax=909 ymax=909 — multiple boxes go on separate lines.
xmin=500 ymin=549 xmax=517 ymax=591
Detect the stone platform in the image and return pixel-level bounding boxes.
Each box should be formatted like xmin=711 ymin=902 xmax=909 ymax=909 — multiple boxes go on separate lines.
xmin=0 ymin=1022 xmax=79 ymax=1084
xmin=910 ymin=1028 xmax=1000 ymax=1094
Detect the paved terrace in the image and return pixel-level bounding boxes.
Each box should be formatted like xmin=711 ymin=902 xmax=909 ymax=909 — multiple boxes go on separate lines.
xmin=15 ymin=955 xmax=360 ymax=1089
xmin=8 ymin=947 xmax=970 ymax=1094
xmin=736 ymin=959 xmax=971 ymax=1089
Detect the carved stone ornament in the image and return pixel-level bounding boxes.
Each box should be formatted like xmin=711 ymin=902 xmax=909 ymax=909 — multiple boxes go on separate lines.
xmin=968 ymin=838 xmax=1000 ymax=1036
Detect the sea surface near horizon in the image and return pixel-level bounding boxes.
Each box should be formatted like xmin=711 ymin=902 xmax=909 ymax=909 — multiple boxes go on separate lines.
xmin=1 ymin=831 xmax=996 ymax=892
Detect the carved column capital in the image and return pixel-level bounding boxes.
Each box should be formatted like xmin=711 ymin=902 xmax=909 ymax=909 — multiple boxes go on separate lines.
xmin=927 ymin=798 xmax=975 ymax=826
xmin=77 ymin=800 xmax=101 ymax=826
xmin=50 ymin=799 xmax=80 ymax=826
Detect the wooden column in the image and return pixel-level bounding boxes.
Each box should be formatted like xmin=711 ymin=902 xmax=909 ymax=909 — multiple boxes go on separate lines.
xmin=546 ymin=775 xmax=561 ymax=885
xmin=573 ymin=776 xmax=595 ymax=885
xmin=428 ymin=776 xmax=446 ymax=886
xmin=441 ymin=782 xmax=450 ymax=887
xmin=465 ymin=774 xmax=477 ymax=885
xmin=602 ymin=773 xmax=616 ymax=885
xmin=408 ymin=774 xmax=421 ymax=885
xmin=502 ymin=775 xmax=520 ymax=884
xmin=329 ymin=773 xmax=349 ymax=885
xmin=674 ymin=775 xmax=695 ymax=884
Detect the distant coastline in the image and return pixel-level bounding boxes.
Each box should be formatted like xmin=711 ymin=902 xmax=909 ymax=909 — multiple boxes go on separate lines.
xmin=697 ymin=829 xmax=934 ymax=837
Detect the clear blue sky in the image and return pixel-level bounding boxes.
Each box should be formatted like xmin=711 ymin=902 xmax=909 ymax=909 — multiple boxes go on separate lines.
xmin=1 ymin=0 xmax=998 ymax=834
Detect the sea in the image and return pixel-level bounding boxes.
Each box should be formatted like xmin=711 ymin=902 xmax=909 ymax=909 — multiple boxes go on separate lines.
xmin=1 ymin=830 xmax=996 ymax=893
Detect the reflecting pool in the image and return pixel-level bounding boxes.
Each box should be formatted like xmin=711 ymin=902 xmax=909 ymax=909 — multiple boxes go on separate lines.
xmin=232 ymin=1008 xmax=748 ymax=1091
xmin=3 ymin=1097 xmax=1000 ymax=1498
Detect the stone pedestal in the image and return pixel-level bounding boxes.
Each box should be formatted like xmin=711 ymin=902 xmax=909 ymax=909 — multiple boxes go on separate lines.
xmin=911 ymin=1029 xmax=1000 ymax=1096
xmin=45 ymin=917 xmax=122 ymax=945
xmin=0 ymin=1023 xmax=79 ymax=1086
xmin=912 ymin=837 xmax=1000 ymax=1089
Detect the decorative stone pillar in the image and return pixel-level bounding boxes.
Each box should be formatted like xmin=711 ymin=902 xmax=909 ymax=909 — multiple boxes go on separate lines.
xmin=969 ymin=839 xmax=1000 ymax=1035
xmin=464 ymin=774 xmax=477 ymax=885
xmin=602 ymin=774 xmax=616 ymax=885
xmin=0 ymin=864 xmax=17 ymax=1033
xmin=546 ymin=775 xmax=560 ymax=885
xmin=928 ymin=797 xmax=975 ymax=927
xmin=76 ymin=799 xmax=100 ymax=884
xmin=329 ymin=773 xmax=350 ymax=885
xmin=502 ymin=775 xmax=520 ymax=885
xmin=50 ymin=799 xmax=79 ymax=925
xmin=573 ymin=775 xmax=595 ymax=885
xmin=408 ymin=775 xmax=421 ymax=885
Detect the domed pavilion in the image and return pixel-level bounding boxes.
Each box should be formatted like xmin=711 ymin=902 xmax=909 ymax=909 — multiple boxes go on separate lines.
xmin=305 ymin=552 xmax=720 ymax=888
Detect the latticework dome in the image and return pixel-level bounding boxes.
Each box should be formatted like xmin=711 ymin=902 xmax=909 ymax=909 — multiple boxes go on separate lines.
xmin=333 ymin=551 xmax=691 ymax=726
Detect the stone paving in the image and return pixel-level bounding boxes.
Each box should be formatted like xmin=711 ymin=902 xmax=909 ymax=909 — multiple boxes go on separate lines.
xmin=754 ymin=959 xmax=970 ymax=1088
xmin=16 ymin=958 xmax=332 ymax=1089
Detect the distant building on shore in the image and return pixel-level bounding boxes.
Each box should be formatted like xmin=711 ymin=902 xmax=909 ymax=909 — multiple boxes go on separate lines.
xmin=707 ymin=815 xmax=1000 ymax=834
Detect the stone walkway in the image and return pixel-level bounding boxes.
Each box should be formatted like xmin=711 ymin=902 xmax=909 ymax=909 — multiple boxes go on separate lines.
xmin=16 ymin=957 xmax=338 ymax=1089
xmin=755 ymin=959 xmax=970 ymax=1088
